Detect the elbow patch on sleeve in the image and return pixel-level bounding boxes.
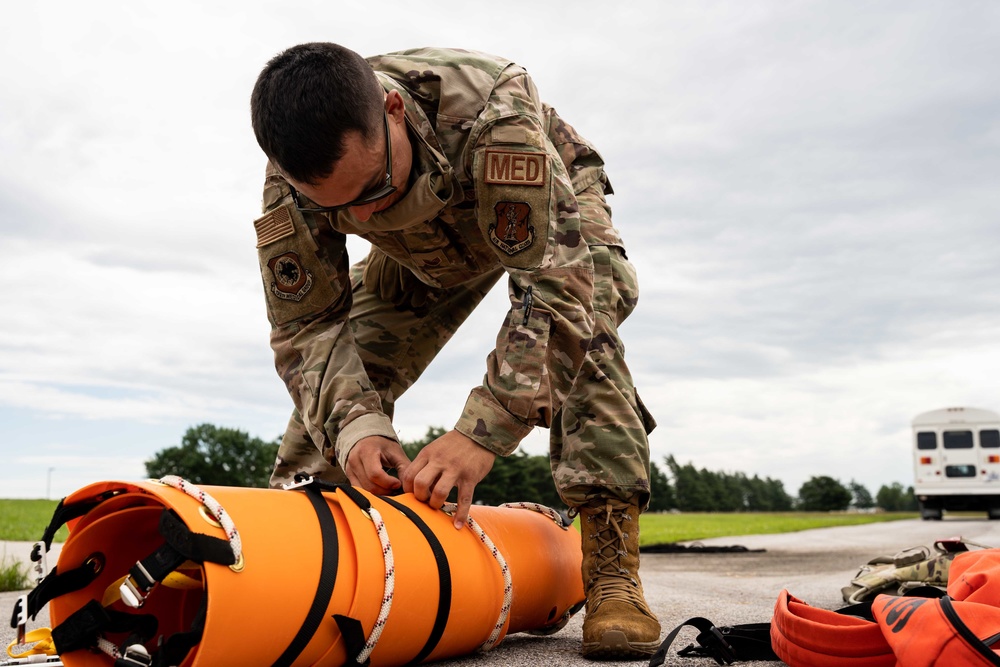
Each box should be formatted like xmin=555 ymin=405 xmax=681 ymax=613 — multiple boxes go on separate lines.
xmin=255 ymin=204 xmax=341 ymax=326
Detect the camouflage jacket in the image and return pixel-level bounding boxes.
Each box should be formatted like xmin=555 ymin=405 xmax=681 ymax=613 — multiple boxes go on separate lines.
xmin=253 ymin=48 xmax=626 ymax=468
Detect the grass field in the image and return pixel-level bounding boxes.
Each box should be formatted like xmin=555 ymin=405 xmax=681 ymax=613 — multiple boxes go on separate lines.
xmin=639 ymin=511 xmax=918 ymax=545
xmin=0 ymin=499 xmax=67 ymax=543
xmin=0 ymin=498 xmax=915 ymax=546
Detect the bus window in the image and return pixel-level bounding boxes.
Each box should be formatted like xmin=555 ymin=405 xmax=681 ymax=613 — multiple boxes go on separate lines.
xmin=982 ymin=430 xmax=1000 ymax=449
xmin=945 ymin=465 xmax=977 ymax=478
xmin=943 ymin=431 xmax=974 ymax=449
xmin=916 ymin=432 xmax=937 ymax=450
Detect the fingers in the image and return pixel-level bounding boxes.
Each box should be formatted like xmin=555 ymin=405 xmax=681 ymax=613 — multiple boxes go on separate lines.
xmin=453 ymin=484 xmax=474 ymax=530
xmin=406 ymin=463 xmax=475 ymax=530
xmin=345 ymin=437 xmax=411 ymax=495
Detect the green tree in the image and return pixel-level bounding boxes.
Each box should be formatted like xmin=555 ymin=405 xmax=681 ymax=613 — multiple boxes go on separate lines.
xmin=666 ymin=455 xmax=714 ymax=511
xmin=662 ymin=455 xmax=791 ymax=512
xmin=145 ymin=424 xmax=279 ymax=488
xmin=743 ymin=474 xmax=794 ymax=511
xmin=849 ymin=480 xmax=876 ymax=509
xmin=762 ymin=477 xmax=795 ymax=511
xmin=400 ymin=426 xmax=446 ymax=458
xmin=876 ymin=482 xmax=919 ymax=511
xmin=798 ymin=476 xmax=852 ymax=511
xmin=648 ymin=460 xmax=675 ymax=512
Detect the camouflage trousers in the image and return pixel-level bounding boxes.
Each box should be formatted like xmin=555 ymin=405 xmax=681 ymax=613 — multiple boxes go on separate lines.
xmin=270 ymin=186 xmax=655 ymax=509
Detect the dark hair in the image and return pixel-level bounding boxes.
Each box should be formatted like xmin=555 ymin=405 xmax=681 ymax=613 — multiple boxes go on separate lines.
xmin=250 ymin=42 xmax=384 ymax=185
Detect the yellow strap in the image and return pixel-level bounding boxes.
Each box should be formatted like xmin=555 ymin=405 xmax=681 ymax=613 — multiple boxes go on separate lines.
xmin=7 ymin=627 xmax=57 ymax=658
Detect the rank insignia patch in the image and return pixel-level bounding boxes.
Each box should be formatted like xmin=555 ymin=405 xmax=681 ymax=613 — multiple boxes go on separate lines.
xmin=489 ymin=201 xmax=535 ymax=255
xmin=267 ymin=252 xmax=313 ymax=302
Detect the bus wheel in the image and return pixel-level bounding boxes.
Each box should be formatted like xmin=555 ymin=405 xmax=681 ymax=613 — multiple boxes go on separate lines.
xmin=921 ymin=508 xmax=943 ymax=520
xmin=987 ymin=508 xmax=1000 ymax=521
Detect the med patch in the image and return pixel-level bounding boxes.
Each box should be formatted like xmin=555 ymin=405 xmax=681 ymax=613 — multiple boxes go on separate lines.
xmin=484 ymin=149 xmax=546 ymax=187
xmin=476 ymin=145 xmax=551 ymax=270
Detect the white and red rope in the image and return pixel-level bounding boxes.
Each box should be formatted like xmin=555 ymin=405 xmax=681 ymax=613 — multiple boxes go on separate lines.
xmin=157 ymin=475 xmax=242 ymax=563
xmin=356 ymin=504 xmax=393 ymax=664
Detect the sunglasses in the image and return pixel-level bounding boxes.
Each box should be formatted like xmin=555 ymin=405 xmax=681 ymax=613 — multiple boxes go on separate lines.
xmin=288 ymin=109 xmax=396 ymax=213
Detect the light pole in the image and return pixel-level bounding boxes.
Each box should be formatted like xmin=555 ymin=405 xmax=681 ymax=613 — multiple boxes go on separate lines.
xmin=47 ymin=467 xmax=54 ymax=500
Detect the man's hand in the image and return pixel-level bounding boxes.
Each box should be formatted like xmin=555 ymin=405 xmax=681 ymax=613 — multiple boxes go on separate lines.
xmin=401 ymin=430 xmax=496 ymax=530
xmin=345 ymin=435 xmax=411 ymax=495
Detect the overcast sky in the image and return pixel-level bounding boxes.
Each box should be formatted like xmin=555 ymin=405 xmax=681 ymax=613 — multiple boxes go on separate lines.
xmin=1 ymin=1 xmax=998 ymax=501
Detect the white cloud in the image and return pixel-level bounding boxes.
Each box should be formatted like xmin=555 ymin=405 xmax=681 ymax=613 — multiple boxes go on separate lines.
xmin=1 ymin=0 xmax=998 ymax=501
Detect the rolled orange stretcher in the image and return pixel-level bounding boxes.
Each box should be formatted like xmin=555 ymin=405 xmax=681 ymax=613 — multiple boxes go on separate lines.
xmin=9 ymin=476 xmax=584 ymax=666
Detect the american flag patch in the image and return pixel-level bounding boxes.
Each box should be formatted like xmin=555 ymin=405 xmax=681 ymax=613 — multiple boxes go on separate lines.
xmin=254 ymin=207 xmax=295 ymax=248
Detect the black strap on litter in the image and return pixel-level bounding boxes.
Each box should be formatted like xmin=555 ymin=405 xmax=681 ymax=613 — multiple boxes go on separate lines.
xmin=380 ymin=494 xmax=452 ymax=663
xmin=50 ymin=600 xmax=158 ymax=655
xmin=271 ymin=480 xmax=340 ymax=667
xmin=125 ymin=510 xmax=237 ymax=602
xmin=294 ymin=479 xmax=402 ymax=665
xmin=332 ymin=614 xmax=369 ymax=666
xmin=125 ymin=545 xmax=186 ymax=600
xmin=36 ymin=489 xmax=128 ymax=554
xmin=158 ymin=509 xmax=236 ymax=566
xmin=650 ymin=617 xmax=776 ymax=666
xmin=330 ymin=483 xmax=376 ymax=665
xmin=151 ymin=594 xmax=208 ymax=667
xmin=18 ymin=554 xmax=104 ymax=623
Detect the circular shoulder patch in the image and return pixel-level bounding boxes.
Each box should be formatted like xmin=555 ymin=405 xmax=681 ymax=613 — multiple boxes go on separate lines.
xmin=267 ymin=252 xmax=314 ymax=302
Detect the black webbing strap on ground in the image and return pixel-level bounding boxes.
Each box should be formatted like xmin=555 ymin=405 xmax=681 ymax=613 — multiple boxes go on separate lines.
xmin=650 ymin=617 xmax=777 ymax=666
xmin=50 ymin=600 xmax=158 ymax=655
xmin=271 ymin=479 xmax=340 ymax=667
xmin=379 ymin=494 xmax=452 ymax=663
xmin=652 ymin=587 xmax=947 ymax=665
xmin=17 ymin=554 xmax=104 ymax=623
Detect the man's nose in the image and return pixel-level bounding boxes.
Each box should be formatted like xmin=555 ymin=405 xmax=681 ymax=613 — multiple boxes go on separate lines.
xmin=350 ymin=202 xmax=380 ymax=222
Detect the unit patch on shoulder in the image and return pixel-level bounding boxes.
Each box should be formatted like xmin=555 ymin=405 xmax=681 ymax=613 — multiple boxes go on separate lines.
xmin=254 ymin=207 xmax=296 ymax=248
xmin=484 ymin=149 xmax=546 ymax=187
xmin=267 ymin=252 xmax=313 ymax=302
xmin=489 ymin=201 xmax=535 ymax=256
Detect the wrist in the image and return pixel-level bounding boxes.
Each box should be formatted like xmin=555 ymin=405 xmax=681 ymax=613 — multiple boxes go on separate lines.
xmin=336 ymin=412 xmax=398 ymax=470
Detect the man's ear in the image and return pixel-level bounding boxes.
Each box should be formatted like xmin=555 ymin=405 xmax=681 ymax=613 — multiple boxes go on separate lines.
xmin=386 ymin=90 xmax=405 ymax=122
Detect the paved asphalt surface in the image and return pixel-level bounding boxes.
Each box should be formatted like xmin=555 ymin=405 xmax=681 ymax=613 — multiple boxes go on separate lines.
xmin=4 ymin=516 xmax=1000 ymax=666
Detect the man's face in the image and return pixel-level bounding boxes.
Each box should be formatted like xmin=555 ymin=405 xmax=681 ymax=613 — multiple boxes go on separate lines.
xmin=285 ymin=91 xmax=411 ymax=223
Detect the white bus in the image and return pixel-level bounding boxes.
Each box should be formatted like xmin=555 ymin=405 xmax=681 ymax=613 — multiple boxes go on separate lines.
xmin=912 ymin=407 xmax=1000 ymax=520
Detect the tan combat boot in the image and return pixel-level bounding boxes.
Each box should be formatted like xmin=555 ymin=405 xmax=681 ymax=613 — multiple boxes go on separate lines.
xmin=579 ymin=496 xmax=661 ymax=659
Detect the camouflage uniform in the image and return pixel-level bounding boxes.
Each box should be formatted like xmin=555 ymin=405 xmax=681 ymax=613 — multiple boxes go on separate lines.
xmin=254 ymin=48 xmax=655 ymax=508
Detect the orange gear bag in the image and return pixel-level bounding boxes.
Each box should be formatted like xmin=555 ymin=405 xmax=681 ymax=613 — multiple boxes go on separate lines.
xmin=772 ymin=549 xmax=1000 ymax=666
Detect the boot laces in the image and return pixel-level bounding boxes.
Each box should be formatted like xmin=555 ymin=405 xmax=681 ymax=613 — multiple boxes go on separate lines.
xmin=586 ymin=500 xmax=640 ymax=604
